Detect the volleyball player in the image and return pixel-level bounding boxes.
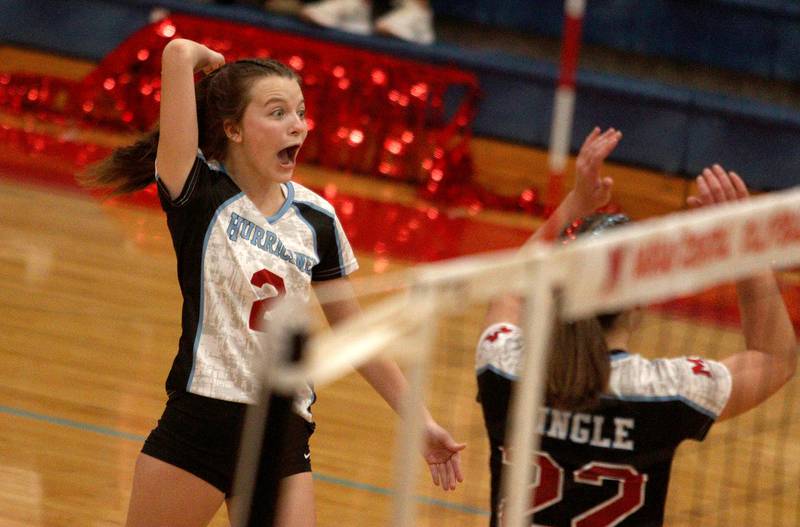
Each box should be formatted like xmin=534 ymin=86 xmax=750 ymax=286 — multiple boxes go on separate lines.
xmin=80 ymin=38 xmax=464 ymax=527
xmin=476 ymin=163 xmax=797 ymax=526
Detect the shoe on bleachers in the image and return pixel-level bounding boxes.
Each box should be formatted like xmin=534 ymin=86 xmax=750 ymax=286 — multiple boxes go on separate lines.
xmin=375 ymin=1 xmax=435 ymax=45
xmin=299 ymin=0 xmax=372 ymax=35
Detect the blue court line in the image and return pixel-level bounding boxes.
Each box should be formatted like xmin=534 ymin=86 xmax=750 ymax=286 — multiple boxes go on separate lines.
xmin=313 ymin=472 xmax=489 ymax=516
xmin=0 ymin=404 xmax=489 ymax=517
xmin=0 ymin=405 xmax=145 ymax=442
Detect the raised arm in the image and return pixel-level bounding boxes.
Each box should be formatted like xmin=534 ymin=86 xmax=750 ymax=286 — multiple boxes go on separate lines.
xmin=524 ymin=127 xmax=621 ymax=246
xmin=315 ymin=278 xmax=466 ymax=491
xmin=156 ymin=38 xmax=225 ymax=199
xmin=485 ymin=127 xmax=622 ymax=325
xmin=688 ymin=165 xmax=798 ymax=421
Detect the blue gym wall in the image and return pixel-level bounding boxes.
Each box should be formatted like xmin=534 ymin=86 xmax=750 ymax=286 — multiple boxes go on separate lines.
xmin=1 ymin=0 xmax=798 ymax=190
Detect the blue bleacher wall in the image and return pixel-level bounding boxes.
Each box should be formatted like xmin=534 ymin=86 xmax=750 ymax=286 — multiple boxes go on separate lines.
xmin=1 ymin=0 xmax=798 ymax=190
xmin=431 ymin=0 xmax=800 ymax=82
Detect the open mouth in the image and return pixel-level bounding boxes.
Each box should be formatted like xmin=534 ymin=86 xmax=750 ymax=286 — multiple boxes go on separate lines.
xmin=277 ymin=144 xmax=301 ymax=167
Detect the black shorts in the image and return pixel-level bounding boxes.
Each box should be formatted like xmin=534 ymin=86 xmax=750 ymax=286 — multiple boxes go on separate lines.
xmin=142 ymin=390 xmax=315 ymax=495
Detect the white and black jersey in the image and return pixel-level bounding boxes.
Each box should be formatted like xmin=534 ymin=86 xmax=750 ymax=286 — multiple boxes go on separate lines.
xmin=156 ymin=154 xmax=358 ymax=419
xmin=476 ymin=323 xmax=732 ymax=527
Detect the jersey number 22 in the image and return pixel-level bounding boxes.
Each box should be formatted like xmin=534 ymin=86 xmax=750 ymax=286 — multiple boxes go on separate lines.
xmin=498 ymin=451 xmax=647 ymax=526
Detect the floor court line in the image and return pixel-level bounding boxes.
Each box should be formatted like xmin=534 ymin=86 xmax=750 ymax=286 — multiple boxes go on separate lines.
xmin=0 ymin=403 xmax=489 ymax=517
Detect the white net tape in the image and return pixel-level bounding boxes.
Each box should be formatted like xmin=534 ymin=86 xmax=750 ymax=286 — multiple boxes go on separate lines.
xmin=279 ymin=186 xmax=800 ymax=527
xmin=555 ymin=187 xmax=800 ymax=320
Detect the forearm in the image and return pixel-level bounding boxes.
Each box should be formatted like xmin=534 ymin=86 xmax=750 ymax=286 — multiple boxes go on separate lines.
xmin=159 ymin=39 xmax=202 ymax=138
xmin=359 ymin=358 xmax=464 ymax=490
xmin=356 ymin=357 xmax=434 ymax=424
xmin=523 ymin=190 xmax=597 ymax=248
xmin=736 ymin=271 xmax=797 ymax=365
xmin=489 ymin=191 xmax=591 ymax=324
xmin=718 ymin=272 xmax=797 ymax=420
xmin=484 ymin=295 xmax=523 ymax=327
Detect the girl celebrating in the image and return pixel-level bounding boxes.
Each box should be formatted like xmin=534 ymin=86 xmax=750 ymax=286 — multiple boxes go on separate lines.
xmin=82 ymin=38 xmax=464 ymax=527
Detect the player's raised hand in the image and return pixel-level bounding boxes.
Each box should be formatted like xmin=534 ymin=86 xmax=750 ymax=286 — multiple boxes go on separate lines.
xmin=193 ymin=43 xmax=226 ymax=75
xmin=164 ymin=38 xmax=226 ymax=75
xmin=687 ymin=164 xmax=749 ymax=208
xmin=572 ymin=127 xmax=622 ymax=214
xmin=422 ymin=420 xmax=466 ymax=491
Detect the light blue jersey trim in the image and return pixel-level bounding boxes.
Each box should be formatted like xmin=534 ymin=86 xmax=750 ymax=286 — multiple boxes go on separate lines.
xmin=212 ymin=161 xmax=293 ymax=224
xmin=601 ymin=393 xmax=719 ymax=419
xmin=475 ymin=364 xmax=519 ymax=381
xmin=187 ymin=191 xmax=247 ymax=391
xmin=294 ymin=199 xmax=345 ymax=273
xmin=267 ymin=182 xmax=295 ymax=224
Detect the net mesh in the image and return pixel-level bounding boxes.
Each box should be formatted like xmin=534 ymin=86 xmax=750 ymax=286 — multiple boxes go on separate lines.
xmin=301 ymin=271 xmax=496 ymax=526
xmin=628 ymin=297 xmax=800 ymax=526
xmin=281 ymin=188 xmax=800 ymax=526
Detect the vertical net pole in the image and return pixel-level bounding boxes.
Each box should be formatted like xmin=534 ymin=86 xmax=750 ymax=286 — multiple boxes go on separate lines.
xmin=230 ymin=327 xmax=308 ymax=527
xmin=501 ymin=258 xmax=556 ymax=527
xmin=544 ymin=0 xmax=586 ymax=227
xmin=229 ymin=392 xmax=272 ymax=527
xmin=392 ymin=287 xmax=437 ymax=527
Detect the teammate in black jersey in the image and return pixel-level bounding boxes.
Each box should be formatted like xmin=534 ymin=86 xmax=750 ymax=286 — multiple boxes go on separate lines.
xmin=81 ymin=38 xmax=464 ymax=527
xmin=476 ymin=145 xmax=797 ymax=526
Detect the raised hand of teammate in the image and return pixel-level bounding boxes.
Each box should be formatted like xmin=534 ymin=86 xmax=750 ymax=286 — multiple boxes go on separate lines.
xmin=572 ymin=126 xmax=622 ymax=214
xmin=687 ymin=164 xmax=749 ymax=208
xmin=687 ymin=164 xmax=797 ymax=422
xmin=422 ymin=419 xmax=466 ymax=491
xmin=522 ymin=126 xmax=621 ymax=247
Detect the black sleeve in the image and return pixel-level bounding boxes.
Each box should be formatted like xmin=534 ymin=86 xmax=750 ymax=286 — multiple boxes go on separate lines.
xmin=293 ymin=202 xmax=348 ymax=281
xmin=156 ymin=155 xmax=213 ymax=210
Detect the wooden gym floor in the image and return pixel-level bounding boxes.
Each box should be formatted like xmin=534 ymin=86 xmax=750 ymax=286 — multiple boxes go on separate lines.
xmin=1 ymin=46 xmax=798 ymax=527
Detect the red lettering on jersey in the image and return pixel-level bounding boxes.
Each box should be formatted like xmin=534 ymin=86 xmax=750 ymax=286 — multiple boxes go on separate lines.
xmin=687 ymin=358 xmax=712 ymax=377
xmin=486 ymin=325 xmax=512 ymax=343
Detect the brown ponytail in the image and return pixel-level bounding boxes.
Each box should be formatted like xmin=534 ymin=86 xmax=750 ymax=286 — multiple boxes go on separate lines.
xmin=545 ymin=315 xmax=616 ymax=410
xmin=77 ymin=129 xmax=160 ymax=195
xmin=546 ymin=211 xmax=631 ymax=409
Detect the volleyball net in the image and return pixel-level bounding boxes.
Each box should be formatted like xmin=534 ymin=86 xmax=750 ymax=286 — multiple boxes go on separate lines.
xmin=237 ymin=185 xmax=800 ymax=526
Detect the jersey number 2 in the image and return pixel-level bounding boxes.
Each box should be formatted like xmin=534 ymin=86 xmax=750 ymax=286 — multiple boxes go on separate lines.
xmin=499 ymin=452 xmax=647 ymax=527
xmin=248 ymin=269 xmax=286 ymax=331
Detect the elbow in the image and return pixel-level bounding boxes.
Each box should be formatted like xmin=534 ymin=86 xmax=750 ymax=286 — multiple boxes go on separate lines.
xmin=161 ymin=39 xmax=194 ymax=65
xmin=163 ymin=38 xmax=190 ymax=54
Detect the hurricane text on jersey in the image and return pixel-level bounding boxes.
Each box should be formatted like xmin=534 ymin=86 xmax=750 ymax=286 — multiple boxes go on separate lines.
xmin=227 ymin=212 xmax=316 ymax=275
